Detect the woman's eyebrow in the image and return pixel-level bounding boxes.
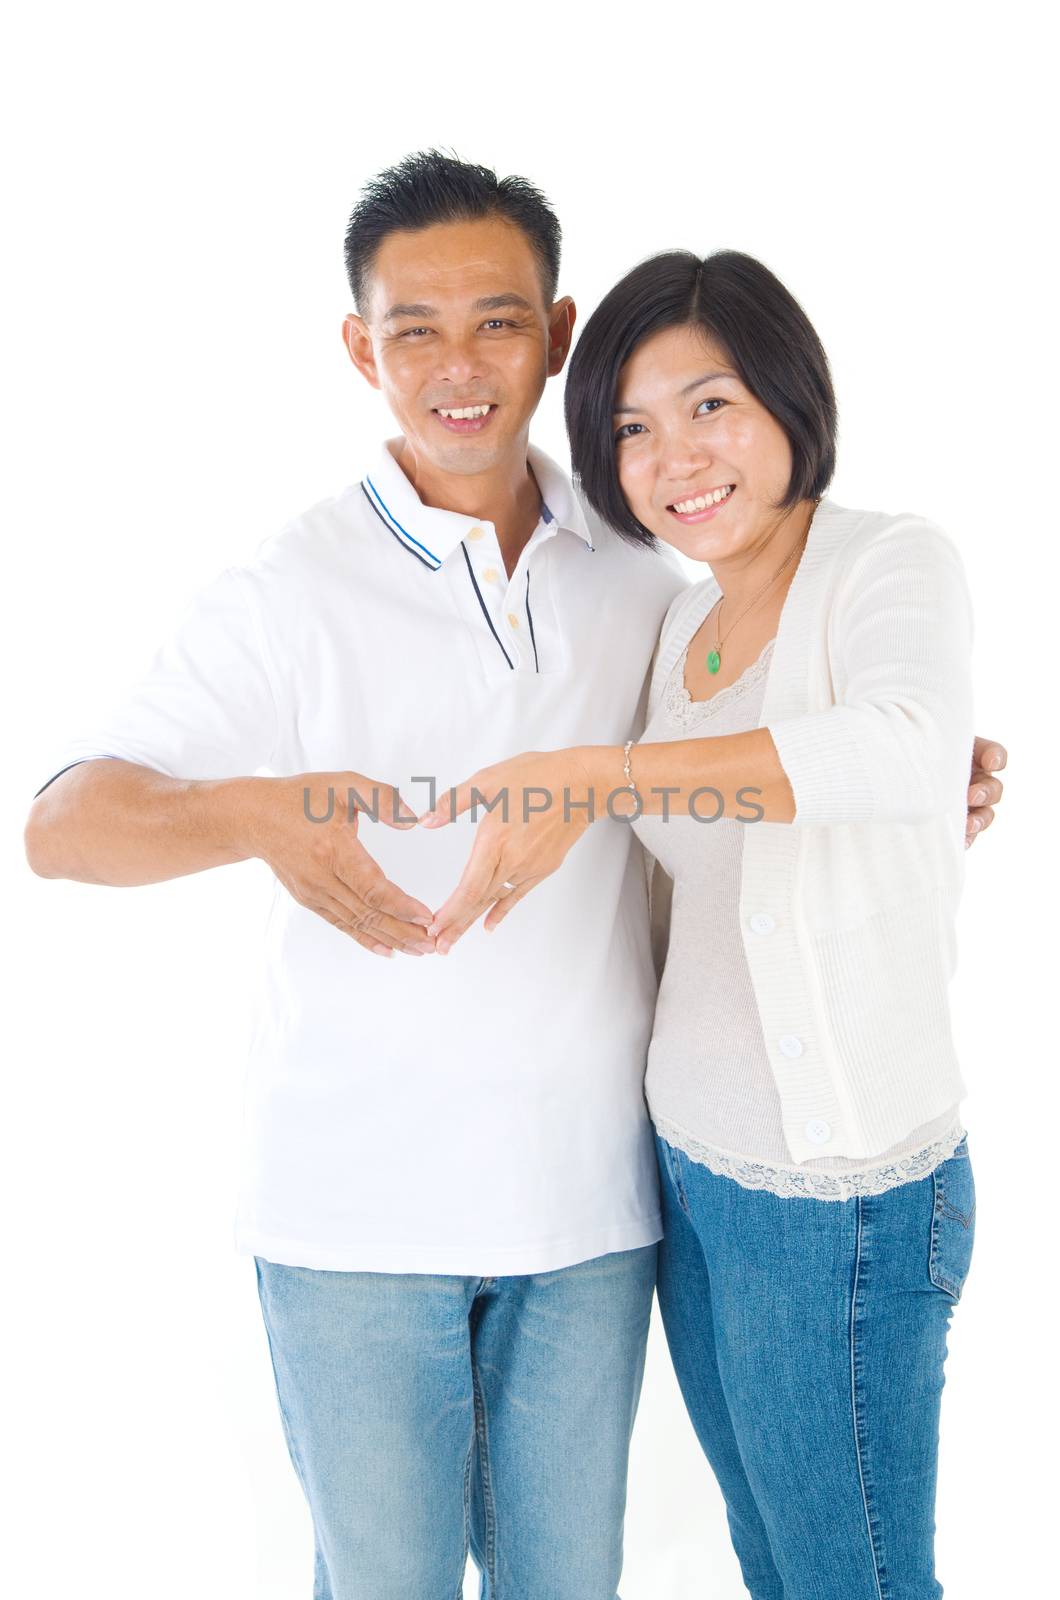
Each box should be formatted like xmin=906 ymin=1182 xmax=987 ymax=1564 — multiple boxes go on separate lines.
xmin=680 ymin=370 xmax=735 ymax=394
xmin=614 ymin=371 xmax=735 ymax=415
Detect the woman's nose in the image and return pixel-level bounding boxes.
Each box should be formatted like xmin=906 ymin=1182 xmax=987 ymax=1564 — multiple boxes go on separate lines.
xmin=660 ymin=434 xmax=710 ymax=479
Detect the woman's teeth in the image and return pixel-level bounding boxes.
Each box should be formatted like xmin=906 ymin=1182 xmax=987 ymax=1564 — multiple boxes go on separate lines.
xmin=437 ymin=405 xmax=494 ymax=419
xmin=672 ymin=485 xmax=734 ymax=514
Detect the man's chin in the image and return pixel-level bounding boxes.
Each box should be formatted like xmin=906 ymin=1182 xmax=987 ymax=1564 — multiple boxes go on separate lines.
xmin=410 ymin=430 xmax=519 ymax=478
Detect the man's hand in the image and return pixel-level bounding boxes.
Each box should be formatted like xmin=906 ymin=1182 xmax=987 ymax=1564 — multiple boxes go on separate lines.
xmin=966 ymin=736 xmax=1007 ymax=848
xmin=247 ymin=770 xmax=437 ymax=957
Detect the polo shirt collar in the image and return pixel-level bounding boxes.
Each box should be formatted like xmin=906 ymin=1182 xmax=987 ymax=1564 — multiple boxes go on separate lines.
xmin=360 ymin=437 xmax=594 ymax=573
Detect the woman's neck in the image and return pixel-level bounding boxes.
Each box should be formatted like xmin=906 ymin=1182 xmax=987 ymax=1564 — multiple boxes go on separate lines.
xmin=709 ymin=499 xmax=815 ymax=607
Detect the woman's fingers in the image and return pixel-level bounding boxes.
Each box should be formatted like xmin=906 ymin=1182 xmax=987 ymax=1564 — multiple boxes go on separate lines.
xmin=483 ymin=876 xmax=543 ymax=933
xmin=419 ymin=779 xmax=477 ymax=828
xmin=427 ymin=837 xmax=504 ymax=952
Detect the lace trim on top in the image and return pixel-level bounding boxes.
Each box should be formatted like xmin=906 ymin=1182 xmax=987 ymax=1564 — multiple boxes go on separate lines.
xmin=662 ymin=637 xmax=776 ymax=729
xmin=653 ymin=1113 xmax=967 ymax=1201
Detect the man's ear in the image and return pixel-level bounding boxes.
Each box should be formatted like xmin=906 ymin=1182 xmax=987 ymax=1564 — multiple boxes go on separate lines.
xmin=546 ymin=296 xmax=576 ymax=377
xmin=343 ymin=313 xmax=381 ymax=390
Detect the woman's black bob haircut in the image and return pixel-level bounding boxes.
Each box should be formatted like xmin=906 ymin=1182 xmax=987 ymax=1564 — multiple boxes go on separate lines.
xmin=565 ymin=250 xmax=837 ymax=549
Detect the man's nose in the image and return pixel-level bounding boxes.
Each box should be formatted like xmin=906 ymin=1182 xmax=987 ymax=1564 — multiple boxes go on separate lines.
xmin=432 ymin=335 xmax=486 ymax=385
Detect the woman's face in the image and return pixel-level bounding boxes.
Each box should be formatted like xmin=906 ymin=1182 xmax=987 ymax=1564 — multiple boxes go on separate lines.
xmin=613 ymin=322 xmax=798 ymax=565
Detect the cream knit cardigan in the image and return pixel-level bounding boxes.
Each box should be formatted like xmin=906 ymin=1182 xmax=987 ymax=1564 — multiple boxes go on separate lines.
xmin=644 ymin=498 xmax=975 ymax=1164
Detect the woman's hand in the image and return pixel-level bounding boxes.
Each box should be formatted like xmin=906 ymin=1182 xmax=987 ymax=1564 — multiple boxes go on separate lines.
xmin=419 ymin=747 xmax=608 ymax=952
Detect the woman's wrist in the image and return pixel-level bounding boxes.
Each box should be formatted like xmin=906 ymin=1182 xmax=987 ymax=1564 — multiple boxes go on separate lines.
xmin=574 ymin=744 xmax=640 ymax=818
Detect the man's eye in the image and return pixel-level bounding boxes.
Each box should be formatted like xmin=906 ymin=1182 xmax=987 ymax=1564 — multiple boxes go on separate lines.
xmin=400 ymin=327 xmax=431 ymax=338
xmin=695 ymin=398 xmax=725 ymax=416
xmin=614 ymin=423 xmax=646 ymax=441
xmin=482 ymin=319 xmax=512 ymax=330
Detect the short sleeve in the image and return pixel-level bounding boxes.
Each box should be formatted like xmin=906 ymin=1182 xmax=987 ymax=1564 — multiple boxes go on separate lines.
xmin=34 ymin=566 xmax=279 ymax=798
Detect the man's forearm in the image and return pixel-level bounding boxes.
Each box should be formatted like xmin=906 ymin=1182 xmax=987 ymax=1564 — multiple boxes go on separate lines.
xmin=24 ymin=759 xmax=267 ymax=885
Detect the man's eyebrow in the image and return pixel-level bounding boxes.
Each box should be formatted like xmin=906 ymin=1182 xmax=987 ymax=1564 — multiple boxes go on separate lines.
xmin=613 ymin=371 xmax=737 ymax=414
xmin=382 ymin=293 xmax=535 ymax=322
xmin=473 ymin=294 xmax=535 ymax=313
xmin=383 ymin=302 xmax=437 ymax=321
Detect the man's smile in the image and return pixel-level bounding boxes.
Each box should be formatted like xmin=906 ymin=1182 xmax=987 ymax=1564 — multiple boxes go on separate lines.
xmin=432 ymin=403 xmax=498 ymax=434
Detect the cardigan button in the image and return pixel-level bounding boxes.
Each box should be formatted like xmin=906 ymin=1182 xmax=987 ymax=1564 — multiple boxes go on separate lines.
xmin=749 ymin=912 xmax=776 ymax=935
xmin=778 ymin=1034 xmax=804 ymax=1058
xmin=805 ymin=1118 xmax=832 ymax=1144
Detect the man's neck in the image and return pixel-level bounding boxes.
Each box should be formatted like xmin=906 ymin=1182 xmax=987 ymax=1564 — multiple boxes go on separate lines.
xmin=394 ymin=435 xmax=543 ymax=578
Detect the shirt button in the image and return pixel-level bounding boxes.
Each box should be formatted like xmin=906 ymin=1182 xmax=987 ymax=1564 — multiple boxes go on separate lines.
xmin=467 ymin=526 xmax=485 ymax=541
xmin=805 ymin=1118 xmax=832 ymax=1145
xmin=482 ymin=566 xmax=500 ymax=584
xmin=507 ymin=612 xmax=520 ymax=628
xmin=749 ymin=912 xmax=776 ymax=935
xmin=778 ymin=1034 xmax=804 ymax=1059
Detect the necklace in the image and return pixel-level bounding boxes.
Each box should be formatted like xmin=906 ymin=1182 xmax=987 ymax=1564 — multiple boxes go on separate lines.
xmin=707 ymin=529 xmax=808 ymax=674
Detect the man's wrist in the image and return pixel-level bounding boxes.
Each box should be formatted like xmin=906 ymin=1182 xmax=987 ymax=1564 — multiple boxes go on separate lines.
xmin=192 ymin=774 xmax=275 ymax=863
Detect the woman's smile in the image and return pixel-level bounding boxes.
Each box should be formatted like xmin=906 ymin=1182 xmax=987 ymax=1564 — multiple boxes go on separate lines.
xmin=668 ymin=484 xmax=737 ymax=523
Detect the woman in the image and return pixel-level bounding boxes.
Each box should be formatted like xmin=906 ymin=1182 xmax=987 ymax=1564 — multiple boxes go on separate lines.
xmin=422 ymin=249 xmax=981 ymax=1597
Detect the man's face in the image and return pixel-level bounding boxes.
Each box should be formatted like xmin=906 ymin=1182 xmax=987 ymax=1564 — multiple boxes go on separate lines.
xmin=344 ymin=216 xmax=574 ymax=479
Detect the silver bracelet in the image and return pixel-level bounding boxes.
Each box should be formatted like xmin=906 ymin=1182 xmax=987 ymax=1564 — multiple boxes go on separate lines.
xmin=622 ymin=739 xmax=637 ymax=798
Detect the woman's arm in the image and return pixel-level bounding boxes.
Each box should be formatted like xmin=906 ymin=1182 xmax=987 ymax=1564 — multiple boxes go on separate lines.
xmin=585 ymin=520 xmax=974 ymax=828
xmin=421 ymin=521 xmax=976 ymax=948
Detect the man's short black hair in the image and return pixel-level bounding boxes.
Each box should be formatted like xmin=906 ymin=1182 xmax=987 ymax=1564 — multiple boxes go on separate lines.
xmin=344 ymin=150 xmax=562 ymax=314
xmin=565 ymin=249 xmax=837 ymax=549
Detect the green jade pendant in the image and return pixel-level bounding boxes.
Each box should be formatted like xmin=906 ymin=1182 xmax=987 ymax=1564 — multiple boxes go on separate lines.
xmin=706 ymin=648 xmax=722 ymax=674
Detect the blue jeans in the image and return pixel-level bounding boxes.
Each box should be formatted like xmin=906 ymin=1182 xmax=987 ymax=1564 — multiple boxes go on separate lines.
xmin=254 ymin=1245 xmax=656 ymax=1599
xmin=655 ymin=1131 xmax=976 ymax=1600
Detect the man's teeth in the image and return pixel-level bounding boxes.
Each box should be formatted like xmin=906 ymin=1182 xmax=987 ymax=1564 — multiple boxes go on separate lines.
xmin=673 ymin=486 xmax=734 ymax=514
xmin=437 ymin=405 xmax=493 ymax=419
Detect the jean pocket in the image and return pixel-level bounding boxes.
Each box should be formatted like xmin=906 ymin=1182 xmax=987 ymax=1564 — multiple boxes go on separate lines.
xmin=929 ymin=1135 xmax=976 ymax=1302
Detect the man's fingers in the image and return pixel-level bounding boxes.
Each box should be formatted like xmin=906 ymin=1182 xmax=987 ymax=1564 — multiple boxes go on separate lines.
xmin=972 ymin=805 xmax=995 ymax=834
xmin=333 ymin=847 xmax=435 ymax=930
xmin=965 ymin=805 xmax=995 ymax=847
xmin=323 ymin=867 xmax=436 ymax=953
xmin=972 ymin=737 xmax=1007 ymax=774
xmin=967 ymin=773 xmax=1004 ymax=809
xmin=315 ymin=902 xmax=399 ymax=958
xmin=375 ymin=785 xmax=421 ymax=830
xmin=316 ymin=889 xmax=420 ymax=952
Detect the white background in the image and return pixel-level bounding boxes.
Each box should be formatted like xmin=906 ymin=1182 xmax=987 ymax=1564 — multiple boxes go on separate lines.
xmin=3 ymin=3 xmax=1056 ymax=1595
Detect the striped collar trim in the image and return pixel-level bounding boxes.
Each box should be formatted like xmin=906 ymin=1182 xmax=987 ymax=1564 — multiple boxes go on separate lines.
xmin=360 ymin=438 xmax=595 ymax=571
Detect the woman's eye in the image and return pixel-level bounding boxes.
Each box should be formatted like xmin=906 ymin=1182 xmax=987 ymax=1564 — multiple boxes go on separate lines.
xmin=614 ymin=422 xmax=646 ymax=442
xmin=695 ymin=398 xmax=725 ymax=416
xmin=482 ymin=319 xmax=512 ymax=330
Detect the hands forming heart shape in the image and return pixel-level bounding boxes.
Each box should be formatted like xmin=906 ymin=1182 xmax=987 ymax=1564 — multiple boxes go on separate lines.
xmin=254 ymin=733 xmax=1007 ymax=960
xmin=250 ymin=753 xmax=597 ymax=960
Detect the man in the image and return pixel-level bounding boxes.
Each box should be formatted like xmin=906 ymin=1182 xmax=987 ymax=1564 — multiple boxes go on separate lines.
xmin=24 ymin=152 xmax=1006 ymax=1598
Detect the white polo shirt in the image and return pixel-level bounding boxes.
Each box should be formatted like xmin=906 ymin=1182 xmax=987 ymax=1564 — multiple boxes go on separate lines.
xmin=38 ymin=439 xmax=688 ymax=1274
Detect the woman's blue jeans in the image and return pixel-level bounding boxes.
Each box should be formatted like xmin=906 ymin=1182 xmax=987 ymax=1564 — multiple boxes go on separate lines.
xmin=655 ymin=1131 xmax=976 ymax=1600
